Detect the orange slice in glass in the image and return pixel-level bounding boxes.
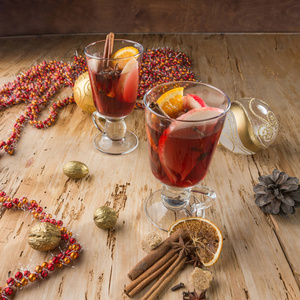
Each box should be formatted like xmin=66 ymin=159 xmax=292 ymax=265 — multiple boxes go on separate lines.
xmin=111 ymin=46 xmax=139 ymax=69
xmin=156 ymin=87 xmax=184 ymax=118
xmin=168 ymin=217 xmax=223 ymax=267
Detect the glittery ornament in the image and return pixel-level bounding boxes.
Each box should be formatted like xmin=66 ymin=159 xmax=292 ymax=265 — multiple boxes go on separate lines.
xmin=73 ymin=72 xmax=96 ymax=114
xmin=219 ymin=98 xmax=279 ymax=154
xmin=94 ymin=206 xmax=117 ymax=229
xmin=63 ymin=161 xmax=89 ymax=179
xmin=0 ymin=191 xmax=82 ymax=299
xmin=28 ymin=222 xmax=61 ymax=251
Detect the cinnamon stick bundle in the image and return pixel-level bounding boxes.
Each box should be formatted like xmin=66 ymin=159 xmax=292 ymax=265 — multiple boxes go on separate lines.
xmin=142 ymin=254 xmax=188 ymax=300
xmin=124 ymin=251 xmax=178 ymax=297
xmin=127 ymin=228 xmax=188 ymax=281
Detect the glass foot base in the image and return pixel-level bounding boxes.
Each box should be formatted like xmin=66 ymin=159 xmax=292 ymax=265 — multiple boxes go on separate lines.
xmin=144 ymin=188 xmax=215 ymax=232
xmin=94 ymin=131 xmax=138 ymax=155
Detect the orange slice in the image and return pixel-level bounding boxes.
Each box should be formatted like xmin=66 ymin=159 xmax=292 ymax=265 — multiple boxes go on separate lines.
xmin=168 ymin=217 xmax=223 ymax=267
xmin=111 ymin=46 xmax=139 ymax=69
xmin=156 ymin=87 xmax=184 ymax=118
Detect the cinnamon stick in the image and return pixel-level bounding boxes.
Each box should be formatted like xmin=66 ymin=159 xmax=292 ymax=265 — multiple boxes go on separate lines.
xmin=125 ymin=251 xmax=178 ymax=297
xmin=103 ymin=32 xmax=114 ymax=67
xmin=127 ymin=228 xmax=188 ymax=280
xmin=142 ymin=254 xmax=188 ymax=300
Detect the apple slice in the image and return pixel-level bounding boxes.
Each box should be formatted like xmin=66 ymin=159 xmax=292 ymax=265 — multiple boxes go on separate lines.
xmin=183 ymin=94 xmax=207 ymax=110
xmin=87 ymin=58 xmax=101 ymax=74
xmin=187 ymin=94 xmax=207 ymax=107
xmin=116 ymin=58 xmax=139 ymax=103
xmin=158 ymin=107 xmax=224 ymax=186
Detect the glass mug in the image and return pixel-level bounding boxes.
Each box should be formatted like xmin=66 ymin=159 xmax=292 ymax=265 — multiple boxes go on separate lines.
xmin=144 ymin=81 xmax=230 ymax=231
xmin=85 ymin=39 xmax=143 ymax=155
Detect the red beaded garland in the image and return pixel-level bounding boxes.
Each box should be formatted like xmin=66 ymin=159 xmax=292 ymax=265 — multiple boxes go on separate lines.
xmin=0 ymin=56 xmax=87 ymax=155
xmin=0 ymin=191 xmax=83 ymax=299
xmin=137 ymin=48 xmax=196 ymax=100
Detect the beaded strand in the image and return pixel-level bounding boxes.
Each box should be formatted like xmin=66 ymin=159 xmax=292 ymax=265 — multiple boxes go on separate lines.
xmin=0 ymin=191 xmax=82 ymax=300
xmin=137 ymin=48 xmax=196 ymax=99
xmin=0 ymin=56 xmax=87 ymax=155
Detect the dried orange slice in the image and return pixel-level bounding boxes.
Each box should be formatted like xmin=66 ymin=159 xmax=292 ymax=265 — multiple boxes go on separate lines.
xmin=168 ymin=217 xmax=223 ymax=267
xmin=156 ymin=87 xmax=184 ymax=118
xmin=111 ymin=46 xmax=139 ymax=69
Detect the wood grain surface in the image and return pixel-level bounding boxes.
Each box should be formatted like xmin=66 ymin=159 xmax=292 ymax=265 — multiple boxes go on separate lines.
xmin=1 ymin=0 xmax=300 ymax=37
xmin=0 ymin=33 xmax=300 ymax=300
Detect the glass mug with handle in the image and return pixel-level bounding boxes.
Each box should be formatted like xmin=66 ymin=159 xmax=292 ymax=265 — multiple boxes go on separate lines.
xmin=144 ymin=81 xmax=230 ymax=231
xmin=85 ymin=38 xmax=143 ymax=155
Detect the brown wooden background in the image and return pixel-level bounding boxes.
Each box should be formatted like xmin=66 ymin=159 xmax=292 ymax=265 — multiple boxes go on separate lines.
xmin=0 ymin=0 xmax=300 ymax=37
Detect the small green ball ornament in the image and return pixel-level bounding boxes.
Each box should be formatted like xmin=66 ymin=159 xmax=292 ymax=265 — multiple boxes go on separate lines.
xmin=93 ymin=206 xmax=117 ymax=229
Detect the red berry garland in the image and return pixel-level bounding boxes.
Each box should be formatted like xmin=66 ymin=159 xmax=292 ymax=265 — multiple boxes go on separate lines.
xmin=137 ymin=48 xmax=196 ymax=99
xmin=0 ymin=191 xmax=82 ymax=300
xmin=0 ymin=56 xmax=87 ymax=155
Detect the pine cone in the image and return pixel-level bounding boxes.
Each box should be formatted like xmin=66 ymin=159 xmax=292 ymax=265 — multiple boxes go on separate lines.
xmin=253 ymin=169 xmax=300 ymax=214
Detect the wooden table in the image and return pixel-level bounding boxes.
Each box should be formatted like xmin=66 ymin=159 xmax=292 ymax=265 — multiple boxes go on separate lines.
xmin=0 ymin=34 xmax=299 ymax=300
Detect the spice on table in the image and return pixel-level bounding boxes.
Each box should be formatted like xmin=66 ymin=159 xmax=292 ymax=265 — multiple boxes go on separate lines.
xmin=186 ymin=253 xmax=203 ymax=269
xmin=127 ymin=228 xmax=188 ymax=281
xmin=141 ymin=232 xmax=162 ymax=253
xmin=183 ymin=289 xmax=207 ymax=300
xmin=190 ymin=268 xmax=213 ymax=293
xmin=171 ymin=282 xmax=185 ymax=291
xmin=124 ymin=250 xmax=179 ymax=297
xmin=142 ymin=252 xmax=188 ymax=300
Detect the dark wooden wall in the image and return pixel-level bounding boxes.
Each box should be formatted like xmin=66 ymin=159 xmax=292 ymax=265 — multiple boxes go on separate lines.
xmin=0 ymin=0 xmax=300 ymax=36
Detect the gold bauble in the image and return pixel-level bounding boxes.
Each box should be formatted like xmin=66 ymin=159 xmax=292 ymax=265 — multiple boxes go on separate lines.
xmin=219 ymin=98 xmax=279 ymax=155
xmin=73 ymin=72 xmax=96 ymax=114
xmin=63 ymin=161 xmax=89 ymax=179
xmin=94 ymin=206 xmax=117 ymax=229
xmin=28 ymin=222 xmax=61 ymax=251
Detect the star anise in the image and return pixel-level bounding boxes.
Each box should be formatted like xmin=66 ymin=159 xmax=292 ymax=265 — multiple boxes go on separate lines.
xmin=186 ymin=253 xmax=203 ymax=268
xmin=183 ymin=289 xmax=207 ymax=300
xmin=170 ymin=235 xmax=197 ymax=256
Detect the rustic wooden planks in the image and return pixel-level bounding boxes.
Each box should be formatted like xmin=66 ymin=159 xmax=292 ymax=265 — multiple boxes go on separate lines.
xmin=0 ymin=34 xmax=299 ymax=299
xmin=1 ymin=0 xmax=300 ymax=36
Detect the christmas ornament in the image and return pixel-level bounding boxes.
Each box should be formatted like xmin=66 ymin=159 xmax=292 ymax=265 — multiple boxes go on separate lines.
xmin=73 ymin=71 xmax=96 ymax=114
xmin=0 ymin=191 xmax=82 ymax=300
xmin=219 ymin=98 xmax=279 ymax=155
xmin=28 ymin=222 xmax=61 ymax=251
xmin=93 ymin=206 xmax=117 ymax=229
xmin=254 ymin=169 xmax=300 ymax=214
xmin=63 ymin=161 xmax=89 ymax=179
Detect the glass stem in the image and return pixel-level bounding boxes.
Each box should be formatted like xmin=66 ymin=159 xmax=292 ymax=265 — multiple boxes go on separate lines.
xmin=105 ymin=118 xmax=126 ymax=141
xmin=161 ymin=185 xmax=191 ymax=211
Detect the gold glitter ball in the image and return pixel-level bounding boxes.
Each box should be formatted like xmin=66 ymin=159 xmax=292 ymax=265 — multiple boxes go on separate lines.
xmin=73 ymin=72 xmax=96 ymax=114
xmin=63 ymin=161 xmax=89 ymax=179
xmin=94 ymin=206 xmax=117 ymax=229
xmin=28 ymin=222 xmax=61 ymax=251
